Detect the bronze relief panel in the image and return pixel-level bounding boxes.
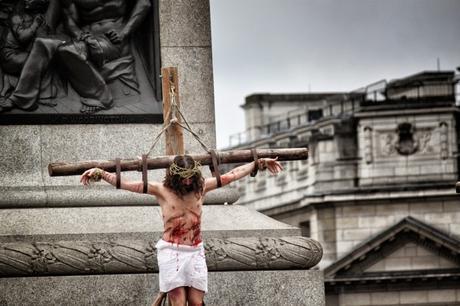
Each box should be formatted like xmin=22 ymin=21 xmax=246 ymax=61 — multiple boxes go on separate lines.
xmin=0 ymin=0 xmax=162 ymax=124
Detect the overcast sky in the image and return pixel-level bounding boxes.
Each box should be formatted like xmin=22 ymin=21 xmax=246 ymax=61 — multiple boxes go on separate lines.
xmin=209 ymin=0 xmax=460 ymax=148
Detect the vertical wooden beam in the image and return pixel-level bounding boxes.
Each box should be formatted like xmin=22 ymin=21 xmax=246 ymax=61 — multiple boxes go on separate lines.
xmin=162 ymin=67 xmax=184 ymax=155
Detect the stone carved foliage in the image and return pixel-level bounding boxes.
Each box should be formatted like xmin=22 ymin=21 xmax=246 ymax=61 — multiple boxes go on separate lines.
xmin=377 ymin=123 xmax=442 ymax=158
xmin=204 ymin=237 xmax=323 ymax=271
xmin=0 ymin=241 xmax=155 ymax=276
xmin=0 ymin=237 xmax=322 ymax=277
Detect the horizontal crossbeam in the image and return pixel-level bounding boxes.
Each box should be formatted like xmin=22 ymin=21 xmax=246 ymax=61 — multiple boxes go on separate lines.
xmin=48 ymin=148 xmax=308 ymax=177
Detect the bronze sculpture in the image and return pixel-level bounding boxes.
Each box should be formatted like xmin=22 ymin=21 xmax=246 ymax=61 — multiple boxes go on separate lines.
xmin=0 ymin=0 xmax=63 ymax=112
xmin=58 ymin=0 xmax=151 ymax=113
xmin=0 ymin=0 xmax=152 ymax=114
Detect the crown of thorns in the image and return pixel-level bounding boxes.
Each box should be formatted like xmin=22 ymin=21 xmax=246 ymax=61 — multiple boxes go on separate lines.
xmin=169 ymin=161 xmax=201 ymax=179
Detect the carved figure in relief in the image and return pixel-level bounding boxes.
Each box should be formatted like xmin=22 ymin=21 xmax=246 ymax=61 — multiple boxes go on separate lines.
xmin=419 ymin=131 xmax=434 ymax=154
xmin=381 ymin=133 xmax=396 ymax=156
xmin=58 ymin=0 xmax=151 ymax=113
xmin=80 ymin=155 xmax=284 ymax=306
xmin=0 ymin=0 xmax=64 ymax=112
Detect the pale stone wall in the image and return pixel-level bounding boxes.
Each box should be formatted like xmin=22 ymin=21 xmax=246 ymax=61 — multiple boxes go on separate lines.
xmin=244 ymin=100 xmax=308 ymax=141
xmin=329 ymin=289 xmax=460 ymax=306
xmin=245 ymin=103 xmax=264 ymax=141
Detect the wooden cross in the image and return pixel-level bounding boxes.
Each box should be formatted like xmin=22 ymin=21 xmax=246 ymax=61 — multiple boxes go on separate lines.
xmin=48 ymin=67 xmax=308 ymax=177
xmin=162 ymin=67 xmax=184 ymax=156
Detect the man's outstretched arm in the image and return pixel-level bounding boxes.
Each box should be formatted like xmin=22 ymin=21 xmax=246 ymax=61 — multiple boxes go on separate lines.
xmin=80 ymin=168 xmax=162 ymax=196
xmin=204 ymin=158 xmax=283 ymax=193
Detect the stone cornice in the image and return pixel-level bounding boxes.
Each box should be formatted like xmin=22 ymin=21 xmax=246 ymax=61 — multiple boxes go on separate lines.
xmin=258 ymin=185 xmax=456 ymax=217
xmin=0 ymin=185 xmax=240 ymax=208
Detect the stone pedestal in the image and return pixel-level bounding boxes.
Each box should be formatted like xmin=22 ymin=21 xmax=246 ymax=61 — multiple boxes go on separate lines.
xmin=0 ymin=0 xmax=324 ymax=305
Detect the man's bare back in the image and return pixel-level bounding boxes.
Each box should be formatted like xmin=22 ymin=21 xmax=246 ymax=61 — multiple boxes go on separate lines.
xmin=156 ymin=186 xmax=203 ymax=246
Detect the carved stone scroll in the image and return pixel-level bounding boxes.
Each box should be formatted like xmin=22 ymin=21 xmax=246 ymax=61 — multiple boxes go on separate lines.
xmin=363 ymin=126 xmax=373 ymax=163
xmin=0 ymin=237 xmax=322 ymax=277
xmin=205 ymin=237 xmax=323 ymax=271
xmin=440 ymin=122 xmax=448 ymax=159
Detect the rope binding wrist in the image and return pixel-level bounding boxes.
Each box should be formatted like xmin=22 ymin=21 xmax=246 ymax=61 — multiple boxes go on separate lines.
xmin=92 ymin=168 xmax=103 ymax=182
xmin=142 ymin=154 xmax=148 ymax=194
xmin=258 ymin=159 xmax=268 ymax=171
xmin=115 ymin=158 xmax=121 ymax=189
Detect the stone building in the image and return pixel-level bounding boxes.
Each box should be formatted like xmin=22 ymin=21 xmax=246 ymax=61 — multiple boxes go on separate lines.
xmin=228 ymin=70 xmax=460 ymax=305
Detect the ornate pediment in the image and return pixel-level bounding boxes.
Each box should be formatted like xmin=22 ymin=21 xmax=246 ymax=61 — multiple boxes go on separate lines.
xmin=365 ymin=241 xmax=457 ymax=272
xmin=325 ymin=217 xmax=460 ymax=289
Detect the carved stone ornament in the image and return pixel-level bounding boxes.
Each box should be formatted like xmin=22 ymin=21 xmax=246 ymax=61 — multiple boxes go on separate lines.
xmin=363 ymin=126 xmax=373 ymax=163
xmin=418 ymin=130 xmax=434 ymax=154
xmin=379 ymin=132 xmax=396 ymax=156
xmin=395 ymin=122 xmax=419 ymax=156
xmin=0 ymin=237 xmax=322 ymax=277
xmin=439 ymin=122 xmax=448 ymax=159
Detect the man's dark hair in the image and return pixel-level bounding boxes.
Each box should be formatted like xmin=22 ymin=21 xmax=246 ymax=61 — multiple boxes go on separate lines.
xmin=163 ymin=155 xmax=204 ymax=198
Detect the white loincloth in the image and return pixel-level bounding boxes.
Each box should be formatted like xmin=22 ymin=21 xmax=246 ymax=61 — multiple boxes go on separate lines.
xmin=155 ymin=239 xmax=208 ymax=293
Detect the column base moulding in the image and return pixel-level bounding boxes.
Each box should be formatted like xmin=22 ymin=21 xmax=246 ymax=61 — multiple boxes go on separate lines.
xmin=0 ymin=236 xmax=322 ymax=277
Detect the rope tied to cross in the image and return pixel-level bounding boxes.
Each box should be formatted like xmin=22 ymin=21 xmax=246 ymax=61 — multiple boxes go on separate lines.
xmin=47 ymin=67 xmax=309 ymax=186
xmin=146 ymin=75 xmax=210 ymax=157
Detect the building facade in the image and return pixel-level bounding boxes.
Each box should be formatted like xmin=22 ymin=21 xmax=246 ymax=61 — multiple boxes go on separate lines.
xmin=227 ymin=71 xmax=460 ymax=305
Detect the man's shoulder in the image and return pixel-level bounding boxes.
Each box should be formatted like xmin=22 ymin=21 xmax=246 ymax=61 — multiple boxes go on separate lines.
xmin=149 ymin=182 xmax=173 ymax=197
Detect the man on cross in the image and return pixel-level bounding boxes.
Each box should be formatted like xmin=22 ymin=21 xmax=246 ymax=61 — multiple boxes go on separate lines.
xmin=80 ymin=155 xmax=283 ymax=306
